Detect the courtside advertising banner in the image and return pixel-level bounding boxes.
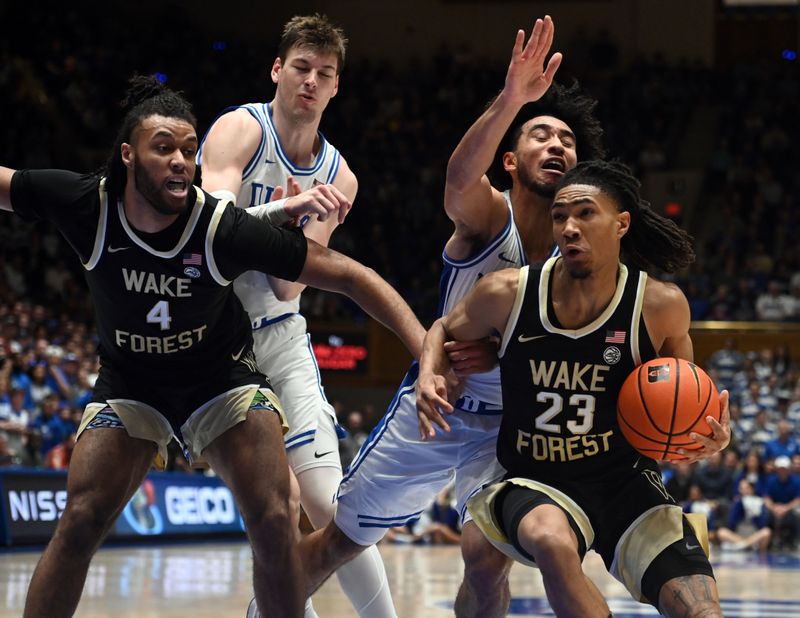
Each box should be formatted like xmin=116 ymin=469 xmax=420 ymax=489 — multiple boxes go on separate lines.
xmin=0 ymin=468 xmax=245 ymax=546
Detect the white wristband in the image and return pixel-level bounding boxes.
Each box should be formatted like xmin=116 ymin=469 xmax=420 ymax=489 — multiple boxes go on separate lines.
xmin=246 ymin=198 xmax=291 ymax=225
xmin=210 ymin=189 xmax=237 ymax=206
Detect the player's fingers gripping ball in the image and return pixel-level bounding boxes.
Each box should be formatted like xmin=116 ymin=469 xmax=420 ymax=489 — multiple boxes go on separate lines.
xmin=617 ymin=358 xmax=720 ymax=461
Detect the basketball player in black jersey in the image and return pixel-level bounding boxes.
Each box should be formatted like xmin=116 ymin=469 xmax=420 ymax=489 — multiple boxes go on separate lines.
xmin=0 ymin=76 xmax=425 ymax=618
xmin=418 ymin=160 xmax=725 ymax=617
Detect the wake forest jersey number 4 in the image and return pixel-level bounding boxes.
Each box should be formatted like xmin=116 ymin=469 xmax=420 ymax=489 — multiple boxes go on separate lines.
xmin=9 ymin=169 xmax=307 ymax=386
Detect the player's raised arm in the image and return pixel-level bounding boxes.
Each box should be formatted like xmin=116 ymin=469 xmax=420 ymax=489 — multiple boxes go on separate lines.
xmin=445 ymin=16 xmax=562 ymax=234
xmin=0 ymin=166 xmax=16 ymax=212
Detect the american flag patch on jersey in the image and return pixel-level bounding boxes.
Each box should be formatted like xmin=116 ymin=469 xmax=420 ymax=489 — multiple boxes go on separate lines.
xmin=605 ymin=330 xmax=626 ymax=343
xmin=182 ymin=253 xmax=202 ymax=266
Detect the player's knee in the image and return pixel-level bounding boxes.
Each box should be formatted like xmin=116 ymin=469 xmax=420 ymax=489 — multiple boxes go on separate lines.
xmin=54 ymin=496 xmax=117 ymax=553
xmin=523 ymin=526 xmax=576 ymax=563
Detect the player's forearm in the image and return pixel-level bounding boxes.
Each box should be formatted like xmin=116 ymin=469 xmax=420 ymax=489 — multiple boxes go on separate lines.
xmin=446 ymin=91 xmax=522 ymax=193
xmin=419 ymin=319 xmax=451 ymax=377
xmin=345 ymin=268 xmax=425 ymax=360
xmin=0 ymin=166 xmax=16 ymax=212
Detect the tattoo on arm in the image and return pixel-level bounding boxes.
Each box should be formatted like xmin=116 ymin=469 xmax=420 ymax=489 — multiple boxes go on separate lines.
xmin=661 ymin=575 xmax=721 ymax=618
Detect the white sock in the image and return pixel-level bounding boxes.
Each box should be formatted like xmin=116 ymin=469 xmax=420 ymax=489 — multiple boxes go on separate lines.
xmin=335 ymin=544 xmax=397 ymax=618
xmin=296 ymin=466 xmax=398 ymax=617
xmin=304 ymin=597 xmax=319 ymax=618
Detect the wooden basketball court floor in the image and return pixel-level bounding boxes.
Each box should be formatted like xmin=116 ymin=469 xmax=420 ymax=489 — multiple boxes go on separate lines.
xmin=2 ymin=542 xmax=800 ymax=617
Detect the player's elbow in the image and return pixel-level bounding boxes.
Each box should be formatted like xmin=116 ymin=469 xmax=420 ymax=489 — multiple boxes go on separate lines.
xmin=445 ymin=164 xmax=471 ymax=195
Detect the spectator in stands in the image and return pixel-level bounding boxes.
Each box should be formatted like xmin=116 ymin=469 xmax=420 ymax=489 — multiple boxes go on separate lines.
xmin=665 ymin=461 xmax=695 ymax=504
xmin=756 ymin=280 xmax=790 ymax=321
xmin=764 ymin=420 xmax=799 ymax=462
xmin=744 ymin=410 xmax=777 ymax=455
xmin=338 ymin=409 xmax=369 ymax=472
xmin=694 ymin=451 xmax=734 ymax=523
xmin=763 ymin=455 xmax=800 ymax=550
xmin=0 ymin=435 xmax=14 ymax=466
xmin=734 ymin=450 xmax=768 ymax=497
xmin=45 ymin=431 xmax=76 ymax=470
xmin=0 ymin=382 xmax=31 ymax=464
xmin=28 ymin=392 xmax=67 ymax=456
xmin=707 ymin=337 xmax=746 ymax=393
xmin=717 ymin=479 xmax=771 ymax=552
xmin=683 ymin=484 xmax=718 ymax=544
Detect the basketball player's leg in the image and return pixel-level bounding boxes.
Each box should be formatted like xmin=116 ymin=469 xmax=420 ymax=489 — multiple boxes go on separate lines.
xmin=455 ymin=522 xmax=513 ymax=618
xmin=498 ymin=486 xmax=608 ymax=617
xmin=203 ymin=407 xmax=303 ymax=618
xmin=302 ymin=367 xmax=457 ymax=595
xmin=643 ymin=520 xmax=721 ymax=618
xmin=291 ymin=423 xmax=395 ymax=618
xmin=24 ymin=426 xmax=156 ymax=617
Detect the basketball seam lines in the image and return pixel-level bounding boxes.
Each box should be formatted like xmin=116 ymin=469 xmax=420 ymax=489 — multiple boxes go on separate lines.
xmin=664 ymin=359 xmax=680 ymax=459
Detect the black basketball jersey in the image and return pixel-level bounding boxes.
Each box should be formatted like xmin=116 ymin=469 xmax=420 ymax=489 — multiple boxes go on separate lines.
xmin=83 ymin=180 xmax=253 ymax=384
xmin=497 ymin=257 xmax=657 ymax=485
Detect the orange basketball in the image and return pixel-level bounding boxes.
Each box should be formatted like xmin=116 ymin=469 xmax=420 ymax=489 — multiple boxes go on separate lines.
xmin=617 ymin=357 xmax=720 ymax=461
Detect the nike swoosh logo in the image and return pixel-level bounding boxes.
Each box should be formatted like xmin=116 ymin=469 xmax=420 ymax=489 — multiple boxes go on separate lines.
xmin=314 ymin=450 xmax=335 ymax=459
xmin=518 ymin=334 xmax=547 ymax=343
xmin=685 ymin=542 xmax=700 ymax=551
xmin=231 ymin=344 xmax=247 ymax=361
xmin=498 ymin=252 xmax=516 ymax=264
xmin=108 ymin=246 xmax=130 ymax=253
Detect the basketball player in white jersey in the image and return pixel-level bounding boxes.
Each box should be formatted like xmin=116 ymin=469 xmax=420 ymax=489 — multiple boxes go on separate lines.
xmin=198 ymin=14 xmax=397 ymax=618
xmin=299 ymin=16 xmax=730 ymax=618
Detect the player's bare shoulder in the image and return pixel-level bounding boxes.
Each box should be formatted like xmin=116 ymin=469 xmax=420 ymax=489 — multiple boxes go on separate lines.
xmin=642 ymin=276 xmax=691 ymax=340
xmin=472 ymin=267 xmax=521 ymax=306
xmin=201 ymin=109 xmax=263 ymax=165
xmin=332 ymin=155 xmax=358 ymax=203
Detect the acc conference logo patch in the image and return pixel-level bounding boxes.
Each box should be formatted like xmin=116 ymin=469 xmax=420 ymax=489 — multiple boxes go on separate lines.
xmin=603 ymin=346 xmax=621 ymax=365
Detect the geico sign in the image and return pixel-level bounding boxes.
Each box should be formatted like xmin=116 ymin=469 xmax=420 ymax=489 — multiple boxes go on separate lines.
xmin=8 ymin=490 xmax=68 ymax=522
xmin=164 ymin=486 xmax=236 ymax=525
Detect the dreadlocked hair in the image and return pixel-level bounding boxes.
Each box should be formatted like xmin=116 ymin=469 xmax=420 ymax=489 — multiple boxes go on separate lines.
xmin=558 ymin=160 xmax=696 ymax=273
xmin=103 ymin=75 xmax=196 ymax=196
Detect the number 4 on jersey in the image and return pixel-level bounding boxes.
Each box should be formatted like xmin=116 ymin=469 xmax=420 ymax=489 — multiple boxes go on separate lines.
xmin=146 ymin=300 xmax=172 ymax=331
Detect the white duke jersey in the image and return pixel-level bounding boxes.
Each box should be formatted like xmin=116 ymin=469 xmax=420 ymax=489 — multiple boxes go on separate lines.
xmin=437 ymin=191 xmax=531 ymax=413
xmin=199 ymin=102 xmax=343 ymax=326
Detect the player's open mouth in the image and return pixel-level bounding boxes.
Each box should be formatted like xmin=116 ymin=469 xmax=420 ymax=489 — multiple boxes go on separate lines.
xmin=166 ymin=179 xmax=188 ymax=194
xmin=542 ymin=158 xmax=565 ymax=174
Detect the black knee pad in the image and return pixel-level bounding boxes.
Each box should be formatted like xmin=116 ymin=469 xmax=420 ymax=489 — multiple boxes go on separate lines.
xmin=641 ymin=518 xmax=715 ymax=611
xmin=494 ymin=484 xmax=586 ymax=564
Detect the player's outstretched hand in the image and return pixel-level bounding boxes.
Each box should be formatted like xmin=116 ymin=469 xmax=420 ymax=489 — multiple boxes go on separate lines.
xmin=504 ymin=15 xmax=562 ymax=106
xmin=416 ymin=371 xmax=455 ymax=441
xmin=444 ymin=338 xmax=499 ymax=375
xmin=676 ymin=389 xmax=731 ymax=463
xmin=282 ymin=182 xmax=351 ymax=224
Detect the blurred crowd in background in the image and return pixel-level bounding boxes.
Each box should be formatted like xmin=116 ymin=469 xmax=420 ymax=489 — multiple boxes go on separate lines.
xmin=0 ymin=5 xmax=798 ymax=549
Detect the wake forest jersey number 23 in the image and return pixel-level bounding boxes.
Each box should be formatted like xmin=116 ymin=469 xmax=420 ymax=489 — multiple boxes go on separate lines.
xmin=496 ymin=258 xmax=657 ymax=485
xmin=9 ymin=169 xmax=307 ymax=394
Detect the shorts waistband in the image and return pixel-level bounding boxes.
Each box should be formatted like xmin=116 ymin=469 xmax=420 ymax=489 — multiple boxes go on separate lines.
xmin=252 ymin=312 xmax=298 ymax=330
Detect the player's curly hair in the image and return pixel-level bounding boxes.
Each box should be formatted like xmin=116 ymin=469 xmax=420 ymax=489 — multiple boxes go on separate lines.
xmin=103 ymin=75 xmax=196 ymax=196
xmin=279 ymin=14 xmax=348 ymax=73
xmin=557 ymin=160 xmax=695 ymax=273
xmin=490 ymin=81 xmax=605 ymax=188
